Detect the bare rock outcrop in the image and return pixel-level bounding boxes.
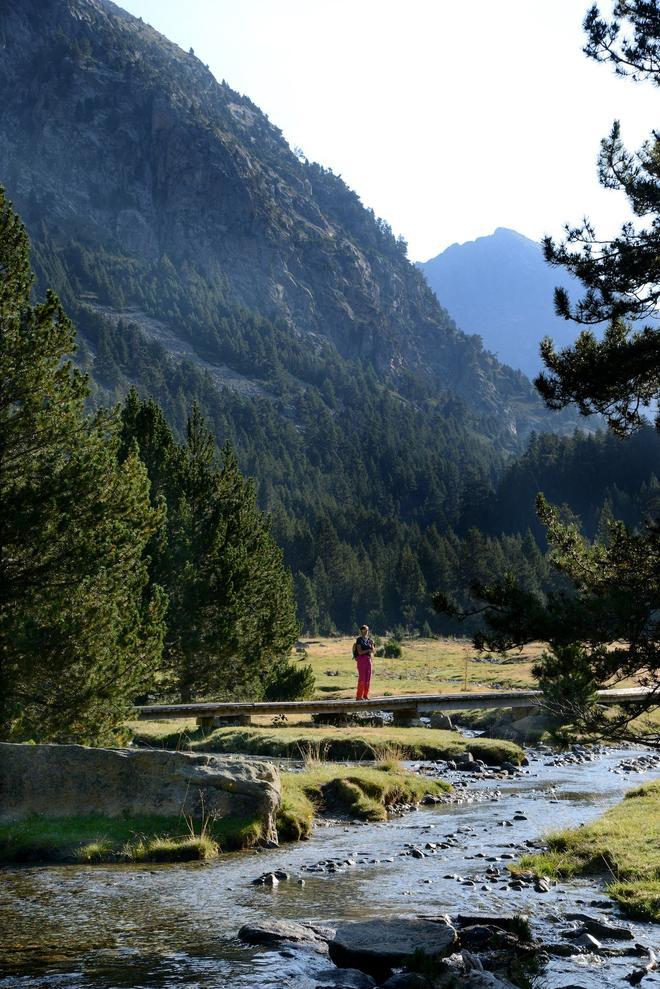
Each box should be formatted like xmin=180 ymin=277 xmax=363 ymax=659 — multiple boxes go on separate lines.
xmin=0 ymin=743 xmax=280 ymax=841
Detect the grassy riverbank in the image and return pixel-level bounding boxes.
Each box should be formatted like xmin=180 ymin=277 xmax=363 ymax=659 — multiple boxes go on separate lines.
xmin=136 ymin=723 xmax=524 ymax=765
xmin=0 ymin=812 xmax=263 ymax=865
xmin=278 ymin=761 xmax=451 ymax=840
xmin=0 ymin=763 xmax=448 ymax=865
xmin=515 ymin=781 xmax=660 ymax=921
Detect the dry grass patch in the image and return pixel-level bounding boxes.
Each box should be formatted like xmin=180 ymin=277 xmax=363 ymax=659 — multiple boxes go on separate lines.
xmin=303 ymin=636 xmax=542 ymax=698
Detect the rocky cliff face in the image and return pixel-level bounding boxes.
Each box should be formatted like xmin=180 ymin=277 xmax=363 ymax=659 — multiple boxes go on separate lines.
xmin=0 ymin=0 xmax=544 ymax=426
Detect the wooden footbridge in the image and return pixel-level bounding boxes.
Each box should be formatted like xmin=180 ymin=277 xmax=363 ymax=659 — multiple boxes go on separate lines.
xmin=136 ymin=686 xmax=651 ymax=728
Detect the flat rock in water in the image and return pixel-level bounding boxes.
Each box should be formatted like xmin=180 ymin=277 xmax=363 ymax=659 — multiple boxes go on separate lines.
xmin=328 ymin=919 xmax=457 ymax=977
xmin=239 ymin=919 xmax=334 ymax=946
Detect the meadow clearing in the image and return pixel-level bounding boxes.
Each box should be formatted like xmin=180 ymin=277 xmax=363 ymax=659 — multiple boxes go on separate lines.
xmin=300 ymin=635 xmax=543 ymax=697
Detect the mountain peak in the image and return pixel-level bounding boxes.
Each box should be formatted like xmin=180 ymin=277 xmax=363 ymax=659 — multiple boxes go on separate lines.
xmin=418 ymin=228 xmax=582 ymax=377
xmin=492 ymin=226 xmax=535 ymax=242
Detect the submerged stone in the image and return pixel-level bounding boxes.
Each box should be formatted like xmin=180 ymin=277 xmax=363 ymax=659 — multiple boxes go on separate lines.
xmin=239 ymin=919 xmax=334 ymax=945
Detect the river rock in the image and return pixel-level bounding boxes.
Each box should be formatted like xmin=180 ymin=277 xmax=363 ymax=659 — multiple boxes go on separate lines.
xmin=379 ymin=974 xmax=432 ymax=989
xmin=429 ymin=712 xmax=453 ymax=730
xmin=459 ymin=926 xmax=509 ymax=951
xmin=239 ymin=919 xmax=335 ymax=946
xmin=563 ymin=913 xmax=635 ymax=940
xmin=0 ymin=742 xmax=280 ymax=841
xmin=328 ymin=919 xmax=457 ymax=978
xmin=543 ymin=942 xmax=582 ymax=957
xmin=464 ymin=974 xmax=520 ymax=989
xmin=487 ymin=713 xmax=556 ymax=744
xmin=314 ymin=965 xmax=376 ymax=988
xmin=569 ymin=932 xmax=603 ymax=951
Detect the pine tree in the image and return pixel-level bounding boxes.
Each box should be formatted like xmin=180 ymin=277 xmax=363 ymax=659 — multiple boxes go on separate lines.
xmin=538 ymin=3 xmax=660 ymax=435
xmin=0 ymin=190 xmax=165 ymax=743
xmin=295 ymin=572 xmax=320 ymax=635
xmin=120 ymin=394 xmax=299 ymax=701
xmin=435 ymin=3 xmax=660 ymax=744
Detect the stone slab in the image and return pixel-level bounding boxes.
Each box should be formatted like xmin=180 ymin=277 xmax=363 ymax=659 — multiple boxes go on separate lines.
xmin=328 ymin=918 xmax=457 ymax=977
xmin=0 ymin=742 xmax=280 ymax=841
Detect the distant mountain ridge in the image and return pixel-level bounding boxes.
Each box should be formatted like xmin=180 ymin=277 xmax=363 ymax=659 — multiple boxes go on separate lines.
xmin=418 ymin=227 xmax=584 ymax=378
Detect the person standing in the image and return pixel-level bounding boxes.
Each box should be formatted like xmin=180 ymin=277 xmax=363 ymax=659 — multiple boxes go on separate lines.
xmin=353 ymin=624 xmax=375 ymax=700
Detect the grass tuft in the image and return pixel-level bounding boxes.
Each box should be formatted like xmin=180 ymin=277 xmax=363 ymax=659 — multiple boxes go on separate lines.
xmin=128 ymin=834 xmax=219 ymax=863
xmin=276 ymin=763 xmax=450 ymax=841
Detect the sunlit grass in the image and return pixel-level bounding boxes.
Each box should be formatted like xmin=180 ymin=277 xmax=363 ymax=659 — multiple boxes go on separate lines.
xmin=514 ymin=781 xmax=660 ymax=921
xmin=277 ymin=763 xmax=451 ymax=841
xmin=140 ymin=723 xmax=524 ymax=765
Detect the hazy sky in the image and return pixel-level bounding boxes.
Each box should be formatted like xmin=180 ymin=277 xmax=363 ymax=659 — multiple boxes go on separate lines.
xmin=119 ymin=0 xmax=658 ymax=261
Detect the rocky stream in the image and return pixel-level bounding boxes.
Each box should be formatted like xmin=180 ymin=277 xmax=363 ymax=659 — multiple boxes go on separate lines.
xmin=1 ymin=745 xmax=659 ymax=989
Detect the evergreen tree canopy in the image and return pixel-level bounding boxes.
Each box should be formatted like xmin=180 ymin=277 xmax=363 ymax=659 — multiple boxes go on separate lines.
xmin=435 ymin=495 xmax=659 ymax=745
xmin=538 ymin=2 xmax=660 ymax=435
xmin=0 ymin=190 xmax=165 ymax=743
xmin=120 ymin=391 xmax=299 ymax=701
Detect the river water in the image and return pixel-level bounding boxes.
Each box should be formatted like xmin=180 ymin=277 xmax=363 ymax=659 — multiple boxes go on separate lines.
xmin=1 ymin=747 xmax=659 ymax=989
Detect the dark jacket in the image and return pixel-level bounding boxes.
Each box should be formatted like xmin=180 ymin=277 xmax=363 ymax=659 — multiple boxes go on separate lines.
xmin=353 ymin=635 xmax=374 ymax=657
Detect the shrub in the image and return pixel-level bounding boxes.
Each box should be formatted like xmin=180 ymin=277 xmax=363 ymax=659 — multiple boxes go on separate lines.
xmin=264 ymin=660 xmax=315 ymax=700
xmin=378 ymin=639 xmax=403 ymax=658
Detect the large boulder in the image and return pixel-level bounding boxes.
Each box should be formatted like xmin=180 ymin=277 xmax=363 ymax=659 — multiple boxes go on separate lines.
xmin=0 ymin=743 xmax=280 ymax=841
xmin=328 ymin=919 xmax=457 ymax=979
xmin=429 ymin=712 xmax=453 ymax=731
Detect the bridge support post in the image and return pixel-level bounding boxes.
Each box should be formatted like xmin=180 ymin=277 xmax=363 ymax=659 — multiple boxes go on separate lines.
xmin=391 ymin=708 xmax=421 ymax=728
xmin=196 ymin=714 xmax=252 ymax=730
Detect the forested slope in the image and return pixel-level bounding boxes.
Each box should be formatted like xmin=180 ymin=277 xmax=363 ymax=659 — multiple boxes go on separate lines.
xmin=1 ymin=0 xmax=656 ymax=633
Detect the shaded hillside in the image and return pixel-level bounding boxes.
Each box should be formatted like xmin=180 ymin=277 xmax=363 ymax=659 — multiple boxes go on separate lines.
xmin=0 ymin=0 xmax=598 ymax=632
xmin=418 ymin=227 xmax=585 ymax=377
xmin=479 ymin=426 xmax=660 ymax=541
xmin=1 ymin=0 xmax=557 ymax=431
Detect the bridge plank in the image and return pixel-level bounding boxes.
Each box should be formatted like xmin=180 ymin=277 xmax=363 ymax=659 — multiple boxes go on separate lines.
xmin=135 ymin=687 xmax=651 ymax=720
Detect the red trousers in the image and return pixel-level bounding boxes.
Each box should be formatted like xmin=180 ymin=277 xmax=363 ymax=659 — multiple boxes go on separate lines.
xmin=356 ymin=654 xmax=372 ymax=699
